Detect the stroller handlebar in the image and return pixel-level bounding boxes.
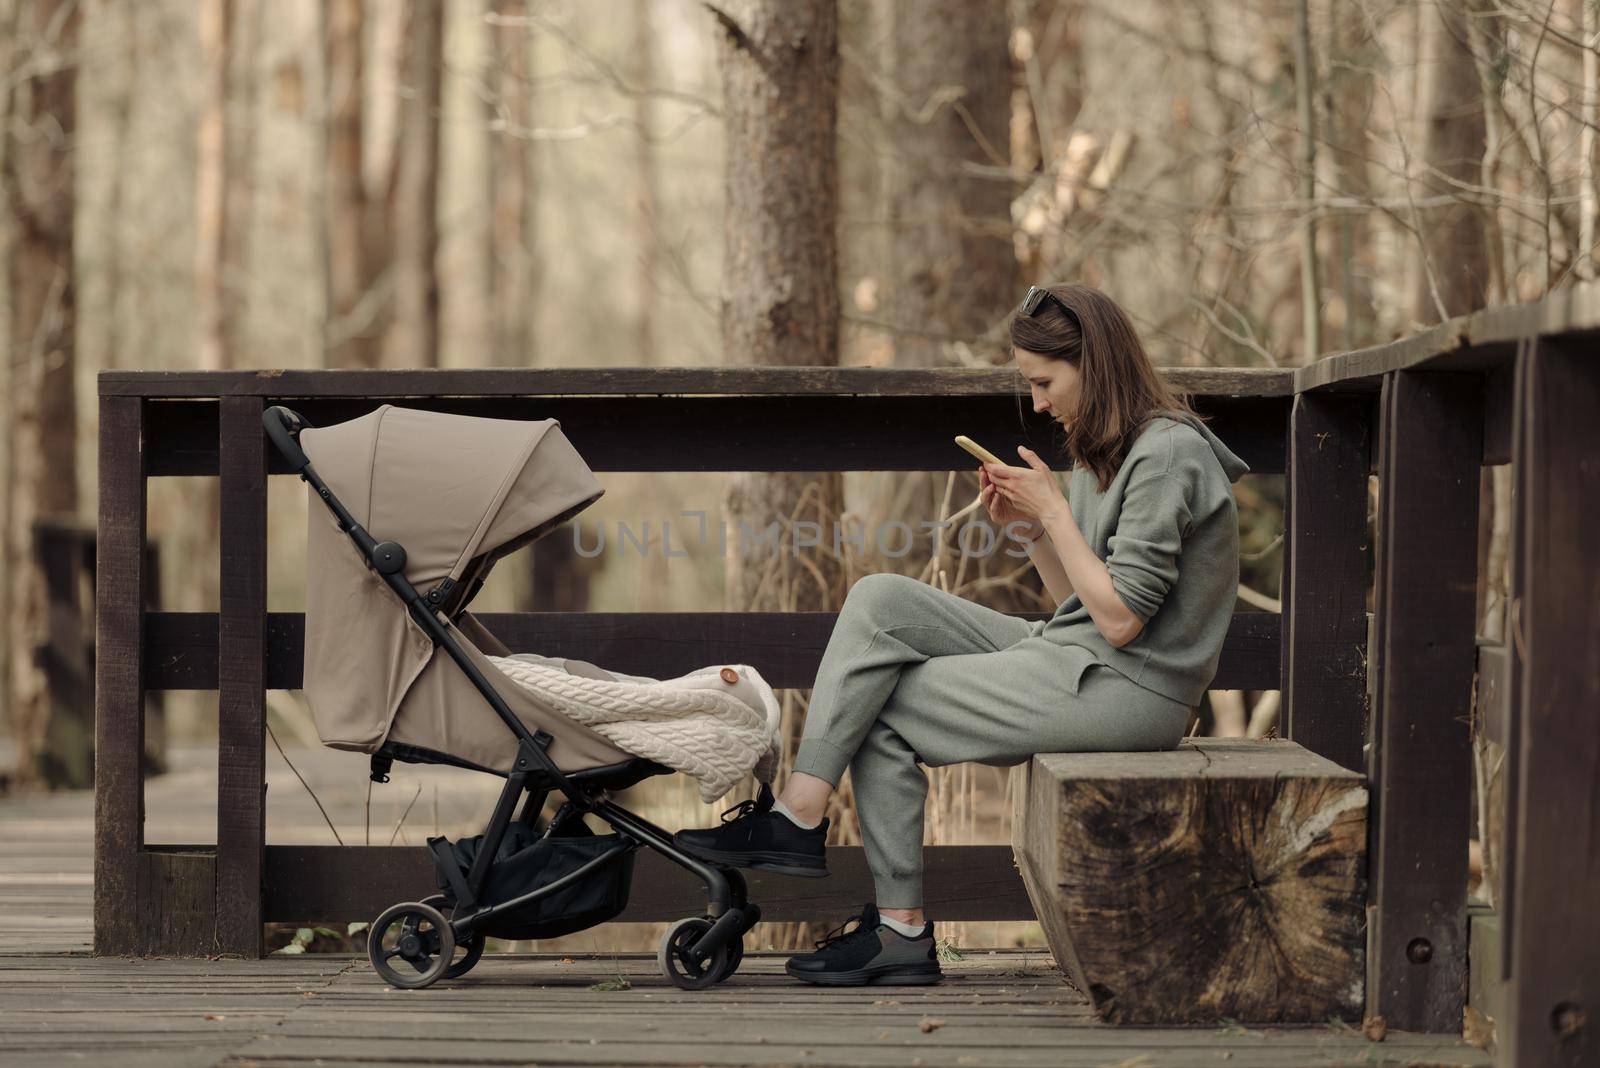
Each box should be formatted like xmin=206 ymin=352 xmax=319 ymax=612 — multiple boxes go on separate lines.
xmin=263 ymin=405 xmax=312 ymax=472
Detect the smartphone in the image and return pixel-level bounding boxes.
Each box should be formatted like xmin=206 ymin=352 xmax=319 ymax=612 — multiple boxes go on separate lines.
xmin=954 ymin=435 xmax=1005 ymax=467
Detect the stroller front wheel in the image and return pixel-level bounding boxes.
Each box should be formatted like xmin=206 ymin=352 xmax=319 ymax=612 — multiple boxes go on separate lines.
xmin=418 ymin=894 xmax=486 ymax=979
xmin=658 ymin=916 xmax=734 ymax=990
xmin=444 ymin=931 xmax=485 ymax=979
xmin=368 ymin=901 xmax=456 ymax=989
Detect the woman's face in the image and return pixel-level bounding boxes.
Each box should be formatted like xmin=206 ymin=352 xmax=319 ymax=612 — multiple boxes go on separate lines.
xmin=1013 ymin=347 xmax=1082 ymax=426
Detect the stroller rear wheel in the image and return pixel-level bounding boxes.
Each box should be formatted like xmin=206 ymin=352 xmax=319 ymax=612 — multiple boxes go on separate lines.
xmin=419 ymin=894 xmax=486 ymax=979
xmin=658 ymin=916 xmax=737 ymax=990
xmin=444 ymin=931 xmax=486 ymax=979
xmin=368 ymin=901 xmax=456 ymax=989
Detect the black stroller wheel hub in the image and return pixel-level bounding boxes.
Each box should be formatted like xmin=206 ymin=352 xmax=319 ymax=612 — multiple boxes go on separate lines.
xmin=658 ymin=916 xmax=741 ymax=990
xmin=368 ymin=901 xmax=456 ymax=990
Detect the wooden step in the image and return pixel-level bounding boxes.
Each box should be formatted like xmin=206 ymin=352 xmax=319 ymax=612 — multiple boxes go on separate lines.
xmin=1011 ymin=737 xmax=1367 ymax=1025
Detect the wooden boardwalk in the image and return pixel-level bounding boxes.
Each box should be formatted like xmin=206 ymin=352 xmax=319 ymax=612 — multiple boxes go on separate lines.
xmin=0 ymin=753 xmax=1495 ymax=1067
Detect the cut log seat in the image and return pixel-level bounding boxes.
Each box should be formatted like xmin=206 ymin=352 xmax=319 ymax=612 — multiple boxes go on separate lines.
xmin=1011 ymin=737 xmax=1367 ymax=1025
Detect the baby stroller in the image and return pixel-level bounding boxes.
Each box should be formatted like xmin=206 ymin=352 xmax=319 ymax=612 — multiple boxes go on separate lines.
xmin=264 ymin=403 xmax=769 ymax=991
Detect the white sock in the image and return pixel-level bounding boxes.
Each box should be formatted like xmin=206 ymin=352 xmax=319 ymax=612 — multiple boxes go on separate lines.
xmin=772 ymin=798 xmax=820 ymax=829
xmin=879 ymin=913 xmax=928 ymax=939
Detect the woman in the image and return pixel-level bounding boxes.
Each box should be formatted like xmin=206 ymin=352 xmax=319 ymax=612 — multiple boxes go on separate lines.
xmin=675 ymin=282 xmax=1250 ymax=986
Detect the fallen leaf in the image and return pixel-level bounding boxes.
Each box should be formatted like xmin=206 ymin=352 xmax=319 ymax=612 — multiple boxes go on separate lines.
xmin=1362 ymin=1014 xmax=1388 ymax=1042
xmin=203 ymin=1014 xmax=225 ymax=1021
xmin=1464 ymin=1005 xmax=1495 ymax=1050
xmin=919 ymin=1017 xmax=946 ymax=1033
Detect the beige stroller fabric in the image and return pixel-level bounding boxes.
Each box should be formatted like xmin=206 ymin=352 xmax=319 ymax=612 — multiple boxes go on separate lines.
xmin=298 ymin=404 xmax=782 ymax=790
xmin=300 ymin=405 xmax=632 ymax=773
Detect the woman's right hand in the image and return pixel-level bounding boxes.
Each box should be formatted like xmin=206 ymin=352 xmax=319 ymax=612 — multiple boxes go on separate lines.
xmin=978 ymin=464 xmax=1045 ymax=542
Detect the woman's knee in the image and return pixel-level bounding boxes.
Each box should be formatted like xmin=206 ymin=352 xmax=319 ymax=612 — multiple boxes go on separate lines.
xmin=843 ymin=572 xmax=921 ymax=619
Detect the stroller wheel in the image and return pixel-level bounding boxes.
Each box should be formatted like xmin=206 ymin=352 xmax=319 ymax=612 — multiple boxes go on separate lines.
xmin=368 ymin=901 xmax=456 ymax=989
xmin=444 ymin=931 xmax=486 ymax=979
xmin=419 ymin=895 xmax=486 ymax=979
xmin=718 ymin=938 xmax=744 ymax=983
xmin=658 ymin=917 xmax=731 ymax=991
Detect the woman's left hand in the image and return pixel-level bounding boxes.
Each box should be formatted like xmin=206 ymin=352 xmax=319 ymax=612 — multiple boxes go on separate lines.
xmin=984 ymin=446 xmax=1071 ymax=527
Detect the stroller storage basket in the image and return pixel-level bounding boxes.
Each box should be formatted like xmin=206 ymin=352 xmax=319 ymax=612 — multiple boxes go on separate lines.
xmin=440 ymin=824 xmax=636 ymax=940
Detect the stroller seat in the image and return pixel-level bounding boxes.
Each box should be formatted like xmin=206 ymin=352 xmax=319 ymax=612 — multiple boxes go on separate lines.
xmin=376 ymin=738 xmax=673 ymax=792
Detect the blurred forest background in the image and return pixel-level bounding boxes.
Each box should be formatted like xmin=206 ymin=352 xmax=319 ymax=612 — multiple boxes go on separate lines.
xmin=1 ymin=0 xmax=1586 ymax=948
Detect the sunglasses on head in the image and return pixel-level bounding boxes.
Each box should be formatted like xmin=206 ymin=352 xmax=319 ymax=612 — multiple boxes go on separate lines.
xmin=1021 ymin=285 xmax=1081 ymax=331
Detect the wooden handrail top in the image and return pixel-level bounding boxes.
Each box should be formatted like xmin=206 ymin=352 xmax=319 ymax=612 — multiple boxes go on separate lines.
xmin=99 ymin=365 xmax=1292 ymax=398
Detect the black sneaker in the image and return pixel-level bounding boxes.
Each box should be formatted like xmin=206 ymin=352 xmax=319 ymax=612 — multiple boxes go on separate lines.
xmin=672 ymin=786 xmax=829 ymax=878
xmin=785 ymin=903 xmax=943 ymax=986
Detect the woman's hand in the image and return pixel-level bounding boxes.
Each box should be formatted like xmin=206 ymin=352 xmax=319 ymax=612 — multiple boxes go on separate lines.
xmin=979 ymin=464 xmax=1044 ymax=541
xmin=984 ymin=446 xmax=1071 ymax=529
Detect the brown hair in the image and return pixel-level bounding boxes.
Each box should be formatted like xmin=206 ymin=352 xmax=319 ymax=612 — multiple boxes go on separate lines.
xmin=1008 ymin=282 xmax=1202 ymax=491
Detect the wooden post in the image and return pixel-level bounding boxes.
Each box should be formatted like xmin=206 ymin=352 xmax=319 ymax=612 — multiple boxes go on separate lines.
xmin=1283 ymin=390 xmax=1371 ymax=772
xmin=93 ymin=395 xmax=147 ymax=955
xmin=1367 ymin=369 xmax=1480 ymax=1032
xmin=215 ymin=396 xmax=268 ymax=956
xmin=1501 ymin=337 xmax=1600 ymax=1066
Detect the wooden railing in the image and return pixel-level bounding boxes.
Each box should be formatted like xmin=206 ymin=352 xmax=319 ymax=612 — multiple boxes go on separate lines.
xmin=30 ymin=519 xmax=161 ymax=789
xmin=95 ymin=288 xmax=1598 ymax=1060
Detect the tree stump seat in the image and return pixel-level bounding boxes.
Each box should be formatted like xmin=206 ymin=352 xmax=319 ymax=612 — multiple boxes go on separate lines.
xmin=1011 ymin=737 xmax=1367 ymax=1025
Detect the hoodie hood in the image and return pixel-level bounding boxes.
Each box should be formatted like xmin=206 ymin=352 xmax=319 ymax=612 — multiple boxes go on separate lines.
xmin=1155 ymin=409 xmax=1251 ymax=484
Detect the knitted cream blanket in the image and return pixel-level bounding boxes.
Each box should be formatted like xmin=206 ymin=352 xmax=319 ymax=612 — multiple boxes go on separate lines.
xmin=487 ymin=654 xmax=782 ymax=803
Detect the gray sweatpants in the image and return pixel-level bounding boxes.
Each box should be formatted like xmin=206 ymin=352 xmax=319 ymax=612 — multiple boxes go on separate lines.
xmin=789 ymin=572 xmax=1192 ymax=908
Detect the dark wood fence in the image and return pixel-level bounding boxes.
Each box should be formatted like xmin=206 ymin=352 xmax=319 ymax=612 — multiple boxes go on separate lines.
xmin=30 ymin=520 xmax=162 ymax=789
xmin=95 ymin=290 xmax=1598 ymax=1059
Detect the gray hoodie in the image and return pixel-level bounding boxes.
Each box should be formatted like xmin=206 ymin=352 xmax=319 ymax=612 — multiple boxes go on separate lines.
xmin=1038 ymin=409 xmax=1252 ymax=707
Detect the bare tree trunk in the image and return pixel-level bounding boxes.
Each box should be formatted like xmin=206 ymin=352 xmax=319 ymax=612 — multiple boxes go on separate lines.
xmin=388 ymin=0 xmax=442 ymax=368
xmin=324 ymin=0 xmax=379 ymax=367
xmin=1412 ymin=0 xmax=1490 ymax=321
xmin=102 ymin=0 xmax=140 ymax=371
xmin=488 ymin=0 xmax=534 ymax=369
xmin=3 ymin=0 xmax=80 ymax=788
xmin=885 ymin=0 xmax=1014 ymax=366
xmin=1325 ymin=0 xmax=1377 ymax=350
xmin=1291 ymin=0 xmax=1320 ymax=362
xmin=632 ymin=0 xmax=657 ymax=365
xmin=882 ymin=1 xmax=1038 ymax=612
xmin=712 ymin=0 xmax=843 ymax=949
xmin=197 ymin=0 xmax=261 ymax=369
xmin=714 ymin=0 xmax=845 ymax=613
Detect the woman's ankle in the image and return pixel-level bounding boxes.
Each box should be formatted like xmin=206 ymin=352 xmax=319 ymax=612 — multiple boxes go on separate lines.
xmin=775 ymin=772 xmax=833 ymax=825
xmin=879 ymin=906 xmax=926 ymax=928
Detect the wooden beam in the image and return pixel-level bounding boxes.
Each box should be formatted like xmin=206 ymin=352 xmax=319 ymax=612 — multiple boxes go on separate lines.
xmin=215 ymin=397 xmax=267 ymax=957
xmin=259 ymin=844 xmax=1032 ymax=924
xmin=93 ymin=395 xmax=147 ymax=956
xmin=1283 ymin=391 xmax=1371 ymax=772
xmin=141 ymin=394 xmax=1291 ymax=476
xmin=1368 ymin=369 xmax=1481 ymax=1032
xmin=143 ymin=609 xmax=1282 ymax=693
xmin=1501 ymin=337 xmax=1600 ymax=1066
xmin=138 ymin=849 xmax=217 ymax=957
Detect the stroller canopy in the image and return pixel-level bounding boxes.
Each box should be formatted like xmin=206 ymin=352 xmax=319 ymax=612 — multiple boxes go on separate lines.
xmin=299 ymin=405 xmax=612 ymax=765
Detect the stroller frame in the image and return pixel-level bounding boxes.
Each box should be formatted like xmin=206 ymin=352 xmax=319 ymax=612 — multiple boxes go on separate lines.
xmin=264 ymin=405 xmax=763 ymax=989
